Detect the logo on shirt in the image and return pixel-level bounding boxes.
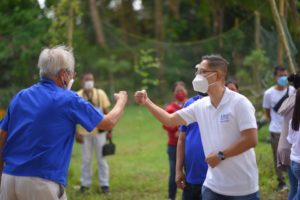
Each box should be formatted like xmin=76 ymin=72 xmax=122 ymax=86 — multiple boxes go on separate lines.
xmin=220 ymin=113 xmax=230 ymax=123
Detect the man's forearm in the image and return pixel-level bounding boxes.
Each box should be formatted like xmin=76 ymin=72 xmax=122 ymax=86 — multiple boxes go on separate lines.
xmin=223 ymin=128 xmax=257 ymax=159
xmin=176 ymin=133 xmax=185 ymax=172
xmin=144 ymin=99 xmax=185 ymax=127
xmin=97 ymin=98 xmax=126 ymax=130
xmin=106 ymin=99 xmax=126 ymax=125
xmin=264 ymin=109 xmax=271 ymax=121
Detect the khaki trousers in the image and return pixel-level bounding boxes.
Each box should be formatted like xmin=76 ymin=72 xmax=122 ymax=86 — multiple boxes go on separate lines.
xmin=0 ymin=174 xmax=67 ymax=200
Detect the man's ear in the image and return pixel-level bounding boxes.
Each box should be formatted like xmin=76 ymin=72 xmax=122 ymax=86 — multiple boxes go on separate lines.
xmin=215 ymin=71 xmax=222 ymax=81
xmin=59 ymin=70 xmax=68 ymax=86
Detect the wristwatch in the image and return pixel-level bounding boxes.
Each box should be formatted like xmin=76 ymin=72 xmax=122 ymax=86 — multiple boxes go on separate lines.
xmin=217 ymin=151 xmax=225 ymax=160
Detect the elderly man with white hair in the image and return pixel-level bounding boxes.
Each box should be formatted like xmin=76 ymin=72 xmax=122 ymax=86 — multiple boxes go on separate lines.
xmin=0 ymin=46 xmax=127 ymax=200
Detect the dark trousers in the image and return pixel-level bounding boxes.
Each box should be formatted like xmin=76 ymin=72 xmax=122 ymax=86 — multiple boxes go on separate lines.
xmin=270 ymin=132 xmax=285 ymax=186
xmin=167 ymin=145 xmax=177 ymax=199
xmin=182 ymin=183 xmax=203 ymax=200
xmin=202 ymin=186 xmax=260 ymax=200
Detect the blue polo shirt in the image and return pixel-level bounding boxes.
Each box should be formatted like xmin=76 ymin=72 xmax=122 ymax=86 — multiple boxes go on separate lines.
xmin=0 ymin=78 xmax=103 ymax=186
xmin=179 ymin=95 xmax=208 ymax=184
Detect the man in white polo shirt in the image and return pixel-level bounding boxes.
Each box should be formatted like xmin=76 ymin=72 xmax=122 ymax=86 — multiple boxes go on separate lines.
xmin=134 ymin=55 xmax=259 ymax=200
xmin=262 ymin=66 xmax=294 ymax=191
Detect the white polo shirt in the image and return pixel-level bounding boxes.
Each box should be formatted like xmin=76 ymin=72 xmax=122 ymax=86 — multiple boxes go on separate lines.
xmin=177 ymin=88 xmax=258 ymax=196
xmin=263 ymin=86 xmax=295 ymax=133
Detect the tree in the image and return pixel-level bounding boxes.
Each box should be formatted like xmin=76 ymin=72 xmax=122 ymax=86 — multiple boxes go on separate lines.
xmin=118 ymin=0 xmax=137 ymax=41
xmin=0 ymin=0 xmax=52 ymax=87
xmin=168 ymin=0 xmax=180 ymax=19
xmin=89 ymin=0 xmax=106 ymax=48
xmin=49 ymin=0 xmax=81 ymax=46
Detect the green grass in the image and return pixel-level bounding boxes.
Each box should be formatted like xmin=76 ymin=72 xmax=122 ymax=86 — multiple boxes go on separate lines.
xmin=67 ymin=106 xmax=288 ymax=200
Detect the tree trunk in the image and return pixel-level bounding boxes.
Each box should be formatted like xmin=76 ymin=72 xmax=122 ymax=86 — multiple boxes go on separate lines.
xmin=89 ymin=0 xmax=106 ymax=48
xmin=155 ymin=0 xmax=164 ymax=40
xmin=254 ymin=11 xmax=260 ymax=49
xmin=168 ymin=0 xmax=180 ymax=19
xmin=67 ymin=1 xmax=74 ymax=47
xmin=277 ymin=0 xmax=285 ymax=65
xmin=118 ymin=0 xmax=137 ymax=41
xmin=212 ymin=0 xmax=224 ymax=36
xmin=287 ymin=0 xmax=299 ymax=24
xmin=155 ymin=0 xmax=166 ymax=96
xmin=269 ymin=0 xmax=296 ymax=72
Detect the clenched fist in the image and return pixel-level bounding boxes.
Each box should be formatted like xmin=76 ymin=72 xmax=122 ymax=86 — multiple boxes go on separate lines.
xmin=206 ymin=152 xmax=221 ymax=168
xmin=114 ymin=91 xmax=128 ymax=104
xmin=134 ymin=90 xmax=149 ymax=105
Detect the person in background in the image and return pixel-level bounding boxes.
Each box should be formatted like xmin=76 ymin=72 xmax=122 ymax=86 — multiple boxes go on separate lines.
xmin=176 ymin=92 xmax=208 ymax=200
xmin=0 ymin=46 xmax=127 ymax=200
xmin=226 ymin=80 xmax=239 ymax=93
xmin=76 ymin=72 xmax=111 ymax=194
xmin=135 ymin=55 xmax=259 ymax=200
xmin=263 ymin=66 xmax=295 ymax=191
xmin=287 ymin=77 xmax=300 ymax=200
xmin=278 ymin=73 xmax=300 ymax=200
xmin=163 ymin=81 xmax=188 ymax=200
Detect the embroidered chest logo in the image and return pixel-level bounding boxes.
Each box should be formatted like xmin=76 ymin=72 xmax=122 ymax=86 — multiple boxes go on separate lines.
xmin=220 ymin=113 xmax=230 ymax=123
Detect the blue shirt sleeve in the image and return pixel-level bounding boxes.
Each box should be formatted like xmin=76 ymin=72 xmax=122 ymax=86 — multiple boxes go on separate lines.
xmin=70 ymin=95 xmax=104 ymax=132
xmin=0 ymin=107 xmax=10 ymax=131
xmin=179 ymin=125 xmax=187 ymax=132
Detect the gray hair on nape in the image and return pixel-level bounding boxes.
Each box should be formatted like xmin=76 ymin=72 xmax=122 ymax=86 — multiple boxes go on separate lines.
xmin=37 ymin=45 xmax=75 ymax=78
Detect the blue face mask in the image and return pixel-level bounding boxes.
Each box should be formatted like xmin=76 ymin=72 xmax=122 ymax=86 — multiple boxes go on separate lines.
xmin=277 ymin=76 xmax=288 ymax=86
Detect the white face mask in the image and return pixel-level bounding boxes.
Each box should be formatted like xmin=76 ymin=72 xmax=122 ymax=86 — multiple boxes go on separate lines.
xmin=84 ymin=80 xmax=94 ymax=90
xmin=67 ymin=79 xmax=74 ymax=90
xmin=192 ymin=73 xmax=216 ymax=93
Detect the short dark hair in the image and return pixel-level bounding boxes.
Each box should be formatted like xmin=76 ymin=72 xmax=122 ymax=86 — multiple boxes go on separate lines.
xmin=173 ymin=81 xmax=185 ymax=92
xmin=273 ymin=65 xmax=287 ymax=76
xmin=226 ymin=79 xmax=239 ymax=90
xmin=202 ymin=54 xmax=229 ymax=74
xmin=81 ymin=72 xmax=94 ymax=79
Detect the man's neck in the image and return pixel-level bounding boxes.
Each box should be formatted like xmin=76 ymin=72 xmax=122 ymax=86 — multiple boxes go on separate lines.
xmin=208 ymin=85 xmax=226 ymax=108
xmin=275 ymin=85 xmax=286 ymax=91
xmin=84 ymin=89 xmax=93 ymax=94
xmin=48 ymin=76 xmax=64 ymax=88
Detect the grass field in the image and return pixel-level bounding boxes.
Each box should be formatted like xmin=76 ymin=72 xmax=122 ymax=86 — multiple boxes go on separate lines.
xmin=66 ymin=105 xmax=289 ymax=200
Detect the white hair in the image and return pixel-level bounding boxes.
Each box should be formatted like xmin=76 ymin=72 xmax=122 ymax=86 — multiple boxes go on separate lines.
xmin=38 ymin=45 xmax=75 ymax=77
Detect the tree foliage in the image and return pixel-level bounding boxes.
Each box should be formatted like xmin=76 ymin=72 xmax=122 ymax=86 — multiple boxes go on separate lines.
xmin=0 ymin=0 xmax=300 ymax=105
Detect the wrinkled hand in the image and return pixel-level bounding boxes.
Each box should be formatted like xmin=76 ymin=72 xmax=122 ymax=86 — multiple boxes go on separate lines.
xmin=75 ymin=133 xmax=84 ymax=144
xmin=176 ymin=170 xmax=186 ymax=189
xmin=134 ymin=90 xmax=149 ymax=105
xmin=114 ymin=91 xmax=128 ymax=104
xmin=206 ymin=153 xmax=221 ymax=168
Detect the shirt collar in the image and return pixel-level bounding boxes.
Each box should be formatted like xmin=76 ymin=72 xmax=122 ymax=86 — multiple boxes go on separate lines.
xmin=207 ymin=87 xmax=231 ymax=109
xmin=40 ymin=77 xmax=61 ymax=90
xmin=40 ymin=77 xmax=56 ymax=84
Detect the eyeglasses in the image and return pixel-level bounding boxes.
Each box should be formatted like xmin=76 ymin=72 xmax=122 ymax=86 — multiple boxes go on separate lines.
xmin=195 ymin=69 xmax=217 ymax=76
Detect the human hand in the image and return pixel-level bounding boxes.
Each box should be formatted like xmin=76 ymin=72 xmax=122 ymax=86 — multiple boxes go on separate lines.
xmin=114 ymin=91 xmax=128 ymax=104
xmin=134 ymin=90 xmax=149 ymax=105
xmin=106 ymin=131 xmax=112 ymax=140
xmin=206 ymin=152 xmax=221 ymax=168
xmin=75 ymin=133 xmax=84 ymax=144
xmin=176 ymin=170 xmax=186 ymax=190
